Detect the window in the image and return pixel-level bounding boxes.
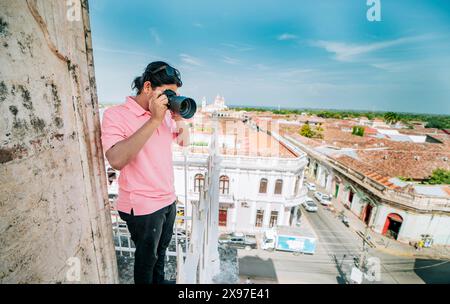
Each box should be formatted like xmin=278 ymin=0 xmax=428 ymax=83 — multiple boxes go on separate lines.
xmin=335 ymin=184 xmax=340 ymax=198
xmin=348 ymin=190 xmax=354 ymax=203
xmin=194 ymin=174 xmax=204 ymax=193
xmin=219 ymin=175 xmax=230 ymax=195
xmin=274 ymin=179 xmax=283 ymax=195
xmin=255 ymin=209 xmax=264 ymax=227
xmin=259 ymin=178 xmax=268 ymax=194
xmin=269 ymin=211 xmax=278 ymax=228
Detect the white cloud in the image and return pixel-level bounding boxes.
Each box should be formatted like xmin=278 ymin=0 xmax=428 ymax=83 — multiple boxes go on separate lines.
xmin=149 ymin=28 xmax=161 ymax=45
xmin=222 ymin=56 xmax=240 ymax=65
xmin=221 ymin=42 xmax=254 ymax=52
xmin=277 ymin=33 xmax=298 ymax=41
xmin=310 ymin=36 xmax=430 ymax=62
xmin=370 ymin=62 xmax=405 ymax=72
xmin=179 ymin=53 xmax=202 ymax=66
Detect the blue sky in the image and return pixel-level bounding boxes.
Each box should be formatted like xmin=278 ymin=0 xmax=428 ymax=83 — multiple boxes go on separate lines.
xmin=89 ymin=0 xmax=450 ymax=114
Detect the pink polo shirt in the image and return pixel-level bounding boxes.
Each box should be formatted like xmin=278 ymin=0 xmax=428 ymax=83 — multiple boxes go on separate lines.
xmin=101 ymin=96 xmax=178 ymax=215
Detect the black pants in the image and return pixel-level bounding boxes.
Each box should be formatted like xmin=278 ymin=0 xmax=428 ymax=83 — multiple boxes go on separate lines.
xmin=119 ymin=202 xmax=176 ymax=284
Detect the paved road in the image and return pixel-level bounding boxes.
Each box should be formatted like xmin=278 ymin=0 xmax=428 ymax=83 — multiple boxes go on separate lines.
xmin=302 ymin=196 xmax=364 ymax=283
xmin=237 ymin=187 xmax=450 ymax=284
xmin=303 ymin=186 xmax=450 ymax=284
xmin=303 ymin=190 xmax=423 ymax=283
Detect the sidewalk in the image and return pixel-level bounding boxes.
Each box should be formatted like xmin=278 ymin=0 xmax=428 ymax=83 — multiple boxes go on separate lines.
xmin=331 ymin=201 xmax=450 ymax=260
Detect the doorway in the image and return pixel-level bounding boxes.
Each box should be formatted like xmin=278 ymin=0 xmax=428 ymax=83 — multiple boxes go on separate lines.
xmin=382 ymin=213 xmax=403 ymax=240
xmin=219 ymin=209 xmax=228 ymax=227
xmin=362 ymin=204 xmax=373 ymax=225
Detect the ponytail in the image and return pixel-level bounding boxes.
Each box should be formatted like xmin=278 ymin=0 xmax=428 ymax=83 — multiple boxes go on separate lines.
xmin=132 ymin=76 xmax=144 ymax=94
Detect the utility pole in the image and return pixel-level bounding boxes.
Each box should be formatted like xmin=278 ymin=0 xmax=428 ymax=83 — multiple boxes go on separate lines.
xmin=359 ymin=225 xmax=370 ymax=280
xmin=340 ymin=254 xmax=347 ymax=268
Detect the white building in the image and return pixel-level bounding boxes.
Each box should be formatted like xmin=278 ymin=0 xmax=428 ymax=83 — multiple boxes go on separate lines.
xmin=173 ymin=153 xmax=308 ymax=234
xmin=201 ymin=95 xmax=228 ymax=113
xmin=173 ymin=114 xmax=308 ymax=234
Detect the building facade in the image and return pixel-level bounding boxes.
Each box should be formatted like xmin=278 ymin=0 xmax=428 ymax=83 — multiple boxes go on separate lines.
xmin=300 ymin=143 xmax=450 ymax=245
xmin=173 ymin=150 xmax=308 ymax=234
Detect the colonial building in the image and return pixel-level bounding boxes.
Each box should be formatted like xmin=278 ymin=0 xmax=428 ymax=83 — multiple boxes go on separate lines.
xmin=201 ymin=95 xmax=228 ymax=113
xmin=173 ymin=113 xmax=308 ymax=233
xmin=280 ymin=123 xmax=450 ymax=245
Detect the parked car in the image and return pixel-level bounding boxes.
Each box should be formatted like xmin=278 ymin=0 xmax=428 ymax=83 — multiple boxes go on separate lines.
xmin=108 ymin=193 xmax=118 ymax=205
xmin=302 ymin=196 xmax=313 ymax=206
xmin=314 ymin=191 xmax=332 ymax=205
xmin=303 ymin=199 xmax=318 ymax=212
xmin=219 ymin=232 xmax=257 ymax=249
xmin=173 ymin=229 xmax=189 ymax=243
xmin=339 ymin=214 xmax=350 ymax=227
xmin=305 ymin=182 xmax=316 ymax=191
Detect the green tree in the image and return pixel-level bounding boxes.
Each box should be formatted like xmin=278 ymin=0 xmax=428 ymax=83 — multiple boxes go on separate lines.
xmin=425 ymin=169 xmax=450 ymax=185
xmin=315 ymin=123 xmax=324 ymax=138
xmin=299 ymin=123 xmax=315 ymax=138
xmin=384 ymin=112 xmax=400 ymax=124
xmin=352 ymin=126 xmax=365 ymax=137
xmin=425 ymin=120 xmax=446 ymax=129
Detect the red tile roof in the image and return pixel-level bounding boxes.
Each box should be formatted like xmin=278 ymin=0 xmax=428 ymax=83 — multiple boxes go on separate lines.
xmin=281 ymin=123 xmax=450 ymax=180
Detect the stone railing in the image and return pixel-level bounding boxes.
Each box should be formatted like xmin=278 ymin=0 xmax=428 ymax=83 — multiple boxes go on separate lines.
xmin=173 ymin=150 xmax=307 ymax=173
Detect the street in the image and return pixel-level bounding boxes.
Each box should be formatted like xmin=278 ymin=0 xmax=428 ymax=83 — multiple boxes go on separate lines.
xmin=237 ymin=184 xmax=450 ymax=284
xmin=302 ymin=189 xmax=423 ymax=284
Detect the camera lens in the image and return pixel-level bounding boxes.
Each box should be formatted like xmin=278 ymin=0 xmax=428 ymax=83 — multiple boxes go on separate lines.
xmin=180 ymin=98 xmax=196 ymax=119
xmin=180 ymin=100 xmax=188 ymax=113
xmin=163 ymin=90 xmax=197 ymax=119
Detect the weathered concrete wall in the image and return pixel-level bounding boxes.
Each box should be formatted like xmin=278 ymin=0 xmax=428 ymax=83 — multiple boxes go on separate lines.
xmin=0 ymin=0 xmax=118 ymax=283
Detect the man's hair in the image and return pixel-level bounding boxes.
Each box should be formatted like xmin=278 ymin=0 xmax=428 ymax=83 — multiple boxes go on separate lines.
xmin=132 ymin=61 xmax=182 ymax=94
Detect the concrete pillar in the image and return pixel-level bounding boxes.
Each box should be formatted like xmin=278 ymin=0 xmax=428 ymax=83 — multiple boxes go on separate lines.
xmin=0 ymin=0 xmax=118 ymax=283
xmin=278 ymin=204 xmax=284 ymax=225
xmin=326 ymin=173 xmax=333 ymax=193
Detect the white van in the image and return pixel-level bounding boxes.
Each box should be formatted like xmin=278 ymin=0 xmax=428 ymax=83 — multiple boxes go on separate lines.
xmin=261 ymin=229 xmax=276 ymax=250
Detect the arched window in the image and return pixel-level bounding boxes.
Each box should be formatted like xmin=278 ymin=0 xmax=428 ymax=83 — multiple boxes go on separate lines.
xmin=219 ymin=175 xmax=230 ymax=195
xmin=274 ymin=179 xmax=283 ymax=195
xmin=259 ymin=178 xmax=268 ymax=194
xmin=255 ymin=209 xmax=264 ymax=227
xmin=269 ymin=211 xmax=278 ymax=228
xmin=194 ymin=174 xmax=204 ymax=193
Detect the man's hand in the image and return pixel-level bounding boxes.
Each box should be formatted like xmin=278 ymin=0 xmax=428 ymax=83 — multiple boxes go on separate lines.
xmin=149 ymin=90 xmax=168 ymax=124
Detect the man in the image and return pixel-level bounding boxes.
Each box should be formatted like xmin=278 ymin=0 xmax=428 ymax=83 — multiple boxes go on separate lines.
xmin=101 ymin=61 xmax=190 ymax=284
